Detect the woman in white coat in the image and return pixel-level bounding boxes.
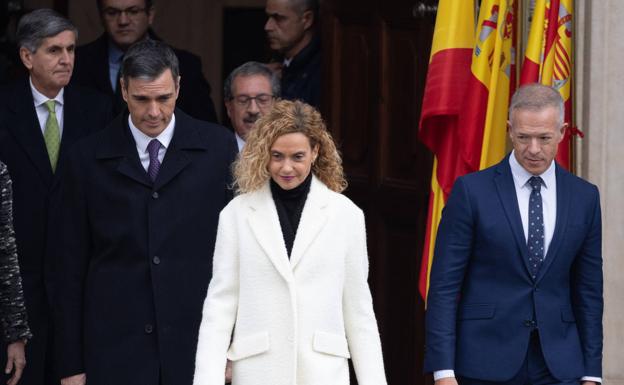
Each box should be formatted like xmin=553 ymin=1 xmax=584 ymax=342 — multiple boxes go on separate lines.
xmin=193 ymin=100 xmax=386 ymax=385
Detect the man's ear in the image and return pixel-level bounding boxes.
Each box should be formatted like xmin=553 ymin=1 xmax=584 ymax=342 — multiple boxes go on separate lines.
xmin=147 ymin=6 xmax=156 ymax=26
xmin=120 ymin=78 xmax=128 ymax=102
xmin=19 ymin=47 xmax=33 ymax=70
xmin=301 ymin=9 xmax=314 ymax=31
xmin=175 ymin=76 xmax=181 ymax=99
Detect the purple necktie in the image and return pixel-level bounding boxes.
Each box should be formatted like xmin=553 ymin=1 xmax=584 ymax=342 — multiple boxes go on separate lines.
xmin=147 ymin=139 xmax=162 ymax=182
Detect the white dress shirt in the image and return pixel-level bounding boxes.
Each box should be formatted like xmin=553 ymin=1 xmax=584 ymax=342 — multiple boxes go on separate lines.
xmin=127 ymin=114 xmax=175 ymax=172
xmin=235 ymin=132 xmax=245 ymax=152
xmin=434 ymin=153 xmax=601 ymax=383
xmin=30 ymin=77 xmax=64 ymax=136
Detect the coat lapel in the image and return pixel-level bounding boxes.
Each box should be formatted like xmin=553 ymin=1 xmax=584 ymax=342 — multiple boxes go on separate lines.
xmin=95 ymin=114 xmax=152 ymax=188
xmin=54 ymin=85 xmax=84 ymax=185
xmin=494 ymin=157 xmax=533 ymax=276
xmin=153 ymin=112 xmax=204 ymax=191
xmin=290 ymin=176 xmax=329 ymax=270
xmin=247 ymin=184 xmax=294 ymax=283
xmin=6 ymin=80 xmax=53 ymax=185
xmin=536 ymin=164 xmax=571 ymax=283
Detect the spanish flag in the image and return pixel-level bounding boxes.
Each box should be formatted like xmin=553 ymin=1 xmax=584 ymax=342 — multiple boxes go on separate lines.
xmin=419 ymin=0 xmax=517 ymax=302
xmin=520 ymin=0 xmax=575 ymax=169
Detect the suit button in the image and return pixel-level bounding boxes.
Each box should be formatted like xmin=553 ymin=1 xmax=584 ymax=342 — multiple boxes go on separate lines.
xmin=152 ymin=256 xmax=161 ymax=265
xmin=145 ymin=324 xmax=153 ymax=334
xmin=152 ymin=191 xmax=159 ymax=199
xmin=524 ymin=320 xmax=536 ymax=327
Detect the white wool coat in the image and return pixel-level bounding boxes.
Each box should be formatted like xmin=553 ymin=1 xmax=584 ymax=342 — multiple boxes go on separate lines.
xmin=193 ymin=176 xmax=387 ymax=385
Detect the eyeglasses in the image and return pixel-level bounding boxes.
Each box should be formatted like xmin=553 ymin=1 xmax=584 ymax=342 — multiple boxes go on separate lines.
xmin=102 ymin=6 xmax=148 ymax=19
xmin=231 ymin=94 xmax=275 ymax=108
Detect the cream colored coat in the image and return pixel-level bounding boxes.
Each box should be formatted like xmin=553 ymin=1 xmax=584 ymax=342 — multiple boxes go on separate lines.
xmin=193 ymin=176 xmax=386 ymax=385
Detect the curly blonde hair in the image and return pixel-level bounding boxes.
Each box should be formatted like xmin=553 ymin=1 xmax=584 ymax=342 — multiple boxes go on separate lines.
xmin=233 ymin=100 xmax=347 ymax=194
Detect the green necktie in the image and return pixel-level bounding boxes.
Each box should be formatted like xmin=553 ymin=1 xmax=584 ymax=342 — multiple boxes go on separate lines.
xmin=43 ymin=100 xmax=60 ymax=172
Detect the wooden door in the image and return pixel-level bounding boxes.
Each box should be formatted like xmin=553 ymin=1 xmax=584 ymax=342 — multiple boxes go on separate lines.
xmin=321 ymin=1 xmax=437 ymax=384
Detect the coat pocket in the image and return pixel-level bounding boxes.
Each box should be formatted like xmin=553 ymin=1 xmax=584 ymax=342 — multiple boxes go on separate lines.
xmin=561 ymin=307 xmax=576 ymax=323
xmin=458 ymin=303 xmax=496 ymax=320
xmin=312 ymin=331 xmax=351 ymax=358
xmin=226 ymin=331 xmax=270 ymax=361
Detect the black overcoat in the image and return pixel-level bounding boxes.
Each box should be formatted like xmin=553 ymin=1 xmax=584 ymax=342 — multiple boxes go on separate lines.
xmin=55 ymin=109 xmax=237 ymax=385
xmin=0 ymin=79 xmax=112 ymax=385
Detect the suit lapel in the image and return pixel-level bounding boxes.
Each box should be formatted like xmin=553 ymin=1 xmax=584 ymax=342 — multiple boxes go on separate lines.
xmin=290 ymin=176 xmax=329 ymax=270
xmin=536 ymin=164 xmax=571 ymax=283
xmin=54 ymin=85 xmax=84 ymax=183
xmin=494 ymin=157 xmax=533 ymax=276
xmin=6 ymin=80 xmax=53 ymax=185
xmin=247 ymin=184 xmax=294 ymax=283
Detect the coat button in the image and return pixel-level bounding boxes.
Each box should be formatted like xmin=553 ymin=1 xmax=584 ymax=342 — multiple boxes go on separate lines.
xmin=523 ymin=320 xmax=536 ymax=328
xmin=152 ymin=191 xmax=159 ymax=199
xmin=152 ymin=256 xmax=161 ymax=265
xmin=145 ymin=324 xmax=153 ymax=334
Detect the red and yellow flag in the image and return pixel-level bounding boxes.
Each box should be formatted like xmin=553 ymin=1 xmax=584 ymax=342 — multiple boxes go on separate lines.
xmin=419 ymin=0 xmax=517 ymax=302
xmin=520 ymin=0 xmax=575 ymax=169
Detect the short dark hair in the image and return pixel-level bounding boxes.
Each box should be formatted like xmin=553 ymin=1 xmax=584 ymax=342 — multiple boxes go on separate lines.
xmin=96 ymin=0 xmax=154 ymax=12
xmin=223 ymin=61 xmax=280 ymax=100
xmin=120 ymin=39 xmax=179 ymax=87
xmin=16 ymin=8 xmax=77 ymax=52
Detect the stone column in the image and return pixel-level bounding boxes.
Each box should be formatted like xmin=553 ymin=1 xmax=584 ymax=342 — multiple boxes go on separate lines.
xmin=576 ymin=1 xmax=624 ymax=383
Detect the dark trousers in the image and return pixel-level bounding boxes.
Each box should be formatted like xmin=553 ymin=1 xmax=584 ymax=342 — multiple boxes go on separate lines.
xmin=458 ymin=331 xmax=580 ymax=385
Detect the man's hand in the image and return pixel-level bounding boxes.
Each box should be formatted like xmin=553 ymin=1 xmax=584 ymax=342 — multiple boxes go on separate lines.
xmin=5 ymin=340 xmax=26 ymax=385
xmin=435 ymin=378 xmax=458 ymax=385
xmin=61 ymin=373 xmax=86 ymax=385
xmin=581 ymin=382 xmax=599 ymax=385
xmin=225 ymin=359 xmax=232 ymax=383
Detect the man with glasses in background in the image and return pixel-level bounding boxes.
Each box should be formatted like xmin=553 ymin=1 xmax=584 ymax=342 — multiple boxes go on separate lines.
xmin=72 ymin=0 xmax=218 ymax=123
xmin=224 ymin=61 xmax=280 ymax=151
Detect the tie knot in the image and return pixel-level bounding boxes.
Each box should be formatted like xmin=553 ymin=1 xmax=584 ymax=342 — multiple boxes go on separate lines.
xmin=147 ymin=139 xmax=161 ymax=158
xmin=45 ymin=100 xmax=56 ymax=113
xmin=528 ymin=176 xmax=543 ymax=191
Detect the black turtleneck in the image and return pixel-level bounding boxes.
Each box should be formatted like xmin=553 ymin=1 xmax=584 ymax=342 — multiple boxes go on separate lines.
xmin=270 ymin=172 xmax=313 ymax=258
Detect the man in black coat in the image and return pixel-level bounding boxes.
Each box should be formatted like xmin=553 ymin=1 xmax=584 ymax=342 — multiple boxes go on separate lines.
xmin=57 ymin=39 xmax=237 ymax=385
xmin=265 ymin=0 xmax=320 ymax=109
xmin=0 ymin=9 xmax=111 ymax=385
xmin=71 ymin=0 xmax=218 ymax=123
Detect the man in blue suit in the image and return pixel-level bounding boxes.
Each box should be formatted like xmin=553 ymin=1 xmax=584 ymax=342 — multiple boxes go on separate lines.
xmin=424 ymin=84 xmax=603 ymax=385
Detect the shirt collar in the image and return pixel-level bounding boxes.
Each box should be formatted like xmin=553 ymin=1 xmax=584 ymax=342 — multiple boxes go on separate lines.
xmin=29 ymin=76 xmax=64 ymax=107
xmin=509 ymin=150 xmax=556 ymax=189
xmin=127 ymin=113 xmax=176 ymax=154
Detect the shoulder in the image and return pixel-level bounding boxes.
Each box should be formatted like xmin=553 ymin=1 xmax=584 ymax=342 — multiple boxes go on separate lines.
xmin=76 ymin=34 xmax=107 ymax=56
xmin=177 ymin=110 xmax=233 ymax=142
xmin=173 ymin=47 xmax=202 ymax=68
xmin=556 ymin=164 xmax=600 ymax=197
xmin=65 ymin=83 xmax=109 ymax=105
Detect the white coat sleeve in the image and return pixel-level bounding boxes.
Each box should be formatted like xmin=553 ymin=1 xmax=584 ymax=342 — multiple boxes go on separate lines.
xmin=193 ymin=205 xmax=240 ymax=385
xmin=342 ymin=208 xmax=387 ymax=385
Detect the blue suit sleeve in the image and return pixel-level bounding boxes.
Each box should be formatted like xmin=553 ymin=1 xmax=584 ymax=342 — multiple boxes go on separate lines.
xmin=424 ymin=177 xmax=474 ymax=373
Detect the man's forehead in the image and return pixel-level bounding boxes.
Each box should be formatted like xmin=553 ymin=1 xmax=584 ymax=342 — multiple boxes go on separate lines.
xmin=266 ymin=0 xmax=298 ymax=14
xmin=41 ymin=30 xmax=76 ymax=47
xmin=102 ymin=0 xmax=146 ymax=8
xmin=233 ymin=75 xmax=272 ymax=92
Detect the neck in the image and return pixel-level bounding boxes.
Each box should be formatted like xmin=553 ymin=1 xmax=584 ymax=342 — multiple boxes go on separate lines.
xmin=284 ymin=31 xmax=313 ymax=60
xmin=31 ymin=77 xmax=62 ymax=99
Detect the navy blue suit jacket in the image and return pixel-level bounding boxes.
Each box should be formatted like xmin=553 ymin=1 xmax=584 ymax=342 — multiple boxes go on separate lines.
xmin=424 ymin=155 xmax=603 ymax=381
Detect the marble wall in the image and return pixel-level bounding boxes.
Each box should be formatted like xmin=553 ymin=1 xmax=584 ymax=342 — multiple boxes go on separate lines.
xmin=577 ymin=1 xmax=624 ymax=383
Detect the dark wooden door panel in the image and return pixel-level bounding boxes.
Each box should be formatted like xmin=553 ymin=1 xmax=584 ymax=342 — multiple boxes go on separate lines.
xmin=322 ymin=1 xmax=436 ymax=384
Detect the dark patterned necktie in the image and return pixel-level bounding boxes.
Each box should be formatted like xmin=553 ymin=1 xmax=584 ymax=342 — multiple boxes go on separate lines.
xmin=147 ymin=139 xmax=162 ymax=182
xmin=527 ymin=176 xmax=545 ymax=279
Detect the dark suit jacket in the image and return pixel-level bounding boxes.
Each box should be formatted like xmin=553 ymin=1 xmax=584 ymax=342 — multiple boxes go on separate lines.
xmin=424 ymin=155 xmax=603 ymax=381
xmin=55 ymin=109 xmax=237 ymax=385
xmin=72 ymin=33 xmax=218 ymax=123
xmin=281 ymin=34 xmax=321 ymax=109
xmin=0 ymin=79 xmax=112 ymax=384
